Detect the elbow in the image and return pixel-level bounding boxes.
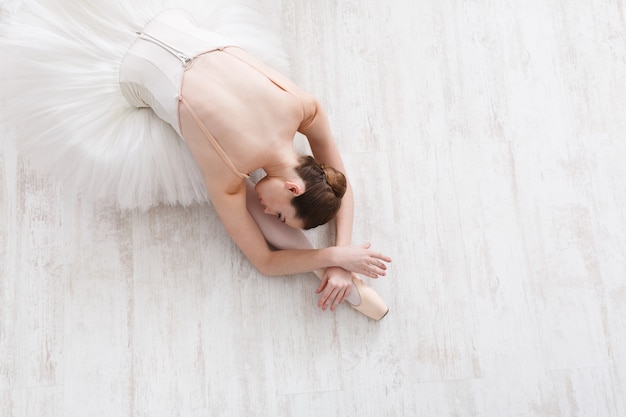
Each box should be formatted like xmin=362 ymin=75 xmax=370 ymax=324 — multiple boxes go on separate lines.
xmin=241 ymin=242 xmax=279 ymax=276
xmin=252 ymin=254 xmax=278 ymax=277
xmin=255 ymin=263 xmax=271 ymax=277
xmin=256 ymin=264 xmax=282 ymax=277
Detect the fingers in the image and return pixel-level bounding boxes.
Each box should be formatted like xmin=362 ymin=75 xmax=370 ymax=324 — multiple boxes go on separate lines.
xmin=317 ymin=273 xmax=351 ymax=311
xmin=362 ymin=243 xmax=392 ymax=263
xmin=317 ymin=276 xmax=331 ymax=308
xmin=316 ymin=277 xmax=328 ymax=294
xmin=320 ymin=285 xmax=351 ymax=311
xmin=361 ymin=243 xmax=392 ymax=277
xmin=334 ymin=285 xmax=351 ymax=310
xmin=318 ymin=286 xmax=339 ymax=310
xmin=316 ymin=278 xmax=343 ymax=310
xmin=363 ymin=268 xmax=383 ymax=279
xmin=360 ymin=242 xmax=393 ymax=265
xmin=360 ymin=259 xmax=388 ymax=278
xmin=321 ymin=288 xmax=346 ymax=311
xmin=329 ymin=290 xmax=343 ymax=311
xmin=370 ymin=259 xmax=388 ymax=273
xmin=326 ymin=288 xmax=340 ymax=310
xmin=375 ymin=252 xmax=393 ymax=263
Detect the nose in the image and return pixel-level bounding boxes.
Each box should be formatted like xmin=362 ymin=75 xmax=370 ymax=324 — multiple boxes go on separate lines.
xmin=263 ymin=206 xmax=272 ymax=215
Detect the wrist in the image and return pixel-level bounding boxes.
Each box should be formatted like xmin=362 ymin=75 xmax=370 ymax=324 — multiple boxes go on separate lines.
xmin=325 ymin=246 xmax=340 ymax=268
xmin=334 ymin=233 xmax=352 ymax=247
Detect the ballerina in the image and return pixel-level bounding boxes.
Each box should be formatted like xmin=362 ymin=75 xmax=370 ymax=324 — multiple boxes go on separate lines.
xmin=1 ymin=1 xmax=391 ymax=319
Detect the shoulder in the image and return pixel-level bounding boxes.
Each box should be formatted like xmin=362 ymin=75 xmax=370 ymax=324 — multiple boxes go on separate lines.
xmin=298 ymin=92 xmax=322 ymax=129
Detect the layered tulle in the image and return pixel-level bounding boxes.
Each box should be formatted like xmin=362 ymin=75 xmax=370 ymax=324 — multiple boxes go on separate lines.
xmin=0 ymin=0 xmax=288 ymax=210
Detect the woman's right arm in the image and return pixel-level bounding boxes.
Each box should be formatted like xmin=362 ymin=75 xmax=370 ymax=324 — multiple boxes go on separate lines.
xmin=209 ymin=184 xmax=391 ymax=277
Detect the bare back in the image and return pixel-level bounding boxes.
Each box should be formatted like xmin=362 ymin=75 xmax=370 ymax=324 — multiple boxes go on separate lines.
xmin=118 ymin=9 xmax=314 ymax=194
xmin=179 ymin=47 xmax=306 ymax=192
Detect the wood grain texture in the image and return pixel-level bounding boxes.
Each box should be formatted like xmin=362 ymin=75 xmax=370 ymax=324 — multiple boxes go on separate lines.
xmin=2 ymin=0 xmax=626 ymax=416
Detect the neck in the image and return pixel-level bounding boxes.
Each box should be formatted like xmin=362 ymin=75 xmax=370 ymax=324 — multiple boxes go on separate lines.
xmin=263 ymin=151 xmax=300 ymax=179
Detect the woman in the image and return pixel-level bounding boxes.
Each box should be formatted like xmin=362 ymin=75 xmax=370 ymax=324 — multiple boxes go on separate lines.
xmin=1 ymin=3 xmax=391 ymax=319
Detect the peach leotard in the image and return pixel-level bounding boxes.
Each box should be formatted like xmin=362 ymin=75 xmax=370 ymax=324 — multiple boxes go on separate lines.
xmin=119 ymin=9 xmax=304 ymax=179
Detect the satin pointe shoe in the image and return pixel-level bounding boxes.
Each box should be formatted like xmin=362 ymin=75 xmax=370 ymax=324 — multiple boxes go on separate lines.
xmin=349 ymin=276 xmax=389 ymax=321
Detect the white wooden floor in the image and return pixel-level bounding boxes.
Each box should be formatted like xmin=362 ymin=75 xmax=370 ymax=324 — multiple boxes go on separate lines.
xmin=2 ymin=1 xmax=626 ymax=416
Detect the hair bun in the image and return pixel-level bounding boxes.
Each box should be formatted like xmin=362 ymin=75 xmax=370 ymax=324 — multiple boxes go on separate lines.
xmin=293 ymin=155 xmax=347 ymax=229
xmin=321 ymin=164 xmax=347 ymax=198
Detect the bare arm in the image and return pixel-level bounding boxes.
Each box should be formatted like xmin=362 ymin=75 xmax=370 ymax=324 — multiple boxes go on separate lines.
xmin=298 ymin=95 xmax=354 ymax=247
xmin=209 ymin=183 xmax=390 ymax=277
xmin=298 ymin=95 xmax=384 ymax=310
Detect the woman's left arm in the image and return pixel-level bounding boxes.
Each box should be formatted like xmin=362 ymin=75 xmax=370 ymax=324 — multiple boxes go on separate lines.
xmin=298 ymin=94 xmax=354 ymax=247
xmin=298 ymin=94 xmax=375 ymax=311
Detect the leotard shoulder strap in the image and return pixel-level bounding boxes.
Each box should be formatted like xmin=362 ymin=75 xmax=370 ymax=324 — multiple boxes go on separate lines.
xmin=179 ymin=95 xmax=250 ymax=179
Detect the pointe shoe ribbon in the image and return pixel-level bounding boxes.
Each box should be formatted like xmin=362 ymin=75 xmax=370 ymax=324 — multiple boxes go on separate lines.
xmin=349 ymin=276 xmax=389 ymax=320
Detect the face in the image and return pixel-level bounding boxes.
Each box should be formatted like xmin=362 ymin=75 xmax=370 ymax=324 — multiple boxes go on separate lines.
xmin=255 ymin=176 xmax=305 ymax=229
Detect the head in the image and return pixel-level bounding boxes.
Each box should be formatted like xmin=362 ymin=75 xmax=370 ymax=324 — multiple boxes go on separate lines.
xmin=255 ymin=155 xmax=347 ymax=230
xmin=293 ymin=155 xmax=347 ymax=229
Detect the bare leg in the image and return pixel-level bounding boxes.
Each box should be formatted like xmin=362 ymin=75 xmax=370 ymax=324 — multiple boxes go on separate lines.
xmin=245 ymin=179 xmax=361 ymax=305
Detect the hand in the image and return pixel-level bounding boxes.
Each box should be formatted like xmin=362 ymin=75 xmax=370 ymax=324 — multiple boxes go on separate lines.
xmin=316 ymin=267 xmax=353 ymax=311
xmin=334 ymin=243 xmax=392 ymax=278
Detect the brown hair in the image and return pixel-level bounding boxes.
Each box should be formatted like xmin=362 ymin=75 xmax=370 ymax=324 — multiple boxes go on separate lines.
xmin=292 ymin=155 xmax=347 ymax=229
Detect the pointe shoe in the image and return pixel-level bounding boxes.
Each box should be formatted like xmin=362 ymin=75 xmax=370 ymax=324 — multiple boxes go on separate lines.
xmin=349 ymin=276 xmax=389 ymax=320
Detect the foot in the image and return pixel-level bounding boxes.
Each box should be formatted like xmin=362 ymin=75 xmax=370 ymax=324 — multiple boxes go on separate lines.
xmin=348 ymin=275 xmax=389 ymax=320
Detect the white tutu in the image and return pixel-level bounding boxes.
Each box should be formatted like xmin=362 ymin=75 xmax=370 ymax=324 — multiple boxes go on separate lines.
xmin=0 ymin=0 xmax=289 ymax=210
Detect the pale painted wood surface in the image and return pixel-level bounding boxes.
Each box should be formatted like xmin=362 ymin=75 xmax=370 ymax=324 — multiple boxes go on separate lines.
xmin=2 ymin=0 xmax=626 ymax=416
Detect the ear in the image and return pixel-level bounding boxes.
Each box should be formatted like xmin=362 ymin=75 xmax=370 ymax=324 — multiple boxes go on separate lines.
xmin=284 ymin=180 xmax=304 ymax=196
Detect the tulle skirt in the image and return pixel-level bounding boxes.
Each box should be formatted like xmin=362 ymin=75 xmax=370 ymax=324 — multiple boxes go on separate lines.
xmin=0 ymin=0 xmax=288 ymax=210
